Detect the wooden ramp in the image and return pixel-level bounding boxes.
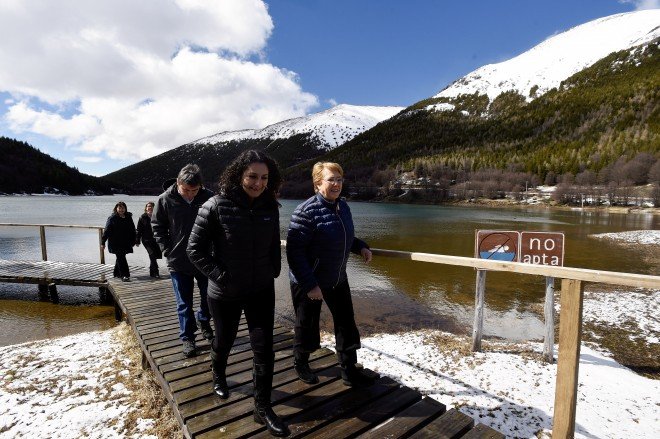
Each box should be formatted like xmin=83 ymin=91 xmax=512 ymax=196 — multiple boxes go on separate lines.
xmin=0 ymin=259 xmax=147 ymax=287
xmin=108 ymin=274 xmax=504 ymax=439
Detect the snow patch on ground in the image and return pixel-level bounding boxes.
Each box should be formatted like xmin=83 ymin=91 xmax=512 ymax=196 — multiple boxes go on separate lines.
xmin=590 ymin=229 xmax=660 ymax=246
xmin=0 ymin=326 xmax=155 ymax=439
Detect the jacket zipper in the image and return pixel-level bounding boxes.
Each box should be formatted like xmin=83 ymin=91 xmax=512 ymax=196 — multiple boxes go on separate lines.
xmin=335 ymin=203 xmax=346 ymax=288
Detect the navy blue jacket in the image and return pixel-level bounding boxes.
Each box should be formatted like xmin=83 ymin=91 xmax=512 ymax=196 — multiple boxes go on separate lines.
xmin=187 ymin=188 xmax=281 ymax=301
xmin=286 ymin=193 xmax=368 ymax=296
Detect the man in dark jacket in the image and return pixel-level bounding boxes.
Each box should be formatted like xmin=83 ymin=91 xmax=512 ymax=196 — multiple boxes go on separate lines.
xmin=152 ymin=164 xmax=214 ymax=357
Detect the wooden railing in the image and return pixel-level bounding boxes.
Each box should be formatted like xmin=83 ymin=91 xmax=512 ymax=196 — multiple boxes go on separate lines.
xmin=367 ymin=247 xmax=659 ymax=439
xmin=0 ymin=223 xmax=105 ymax=264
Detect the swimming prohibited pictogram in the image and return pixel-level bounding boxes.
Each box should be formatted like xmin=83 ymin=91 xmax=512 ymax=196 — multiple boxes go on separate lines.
xmin=475 ymin=230 xmax=520 ymax=262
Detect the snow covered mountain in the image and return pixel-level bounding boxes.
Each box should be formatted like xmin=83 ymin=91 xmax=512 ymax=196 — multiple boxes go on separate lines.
xmin=191 ymin=104 xmax=403 ymax=151
xmin=433 ymin=10 xmax=660 ymax=104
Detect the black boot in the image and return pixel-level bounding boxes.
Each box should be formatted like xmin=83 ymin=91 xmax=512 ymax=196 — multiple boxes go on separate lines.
xmin=210 ymin=350 xmax=229 ymax=399
xmin=294 ymin=351 xmax=318 ymax=384
xmin=253 ymin=362 xmax=290 ymax=437
xmin=339 ymin=350 xmax=378 ymax=388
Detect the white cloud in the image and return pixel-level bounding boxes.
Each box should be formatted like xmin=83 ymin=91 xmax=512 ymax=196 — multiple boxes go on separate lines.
xmin=0 ymin=0 xmax=318 ymax=168
xmin=73 ymin=156 xmax=103 ymax=163
xmin=327 ymin=98 xmax=338 ymax=107
xmin=618 ymin=0 xmax=660 ymax=10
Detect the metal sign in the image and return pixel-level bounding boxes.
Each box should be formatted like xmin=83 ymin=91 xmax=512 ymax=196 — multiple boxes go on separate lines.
xmin=520 ymin=231 xmax=565 ymax=266
xmin=475 ymin=230 xmax=520 ymax=262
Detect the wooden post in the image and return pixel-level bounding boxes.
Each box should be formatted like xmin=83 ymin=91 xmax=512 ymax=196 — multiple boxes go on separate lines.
xmin=98 ymin=228 xmax=105 ymax=264
xmin=553 ymin=279 xmax=584 ymax=439
xmin=114 ymin=302 xmax=123 ymax=322
xmin=48 ymin=283 xmax=59 ymax=304
xmin=39 ymin=226 xmax=47 ymax=261
xmin=38 ymin=284 xmax=49 ymax=301
xmin=543 ymin=276 xmax=555 ymax=363
xmin=472 ymin=269 xmax=486 ymax=351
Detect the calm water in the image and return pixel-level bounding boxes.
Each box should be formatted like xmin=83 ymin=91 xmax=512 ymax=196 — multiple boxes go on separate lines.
xmin=1 ymin=195 xmax=658 ymax=346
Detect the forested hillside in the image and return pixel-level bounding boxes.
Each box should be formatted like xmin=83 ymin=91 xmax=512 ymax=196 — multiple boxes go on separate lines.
xmin=282 ymin=40 xmax=659 ymax=200
xmin=0 ymin=137 xmax=122 ymax=195
xmin=104 ymin=133 xmax=319 ymax=194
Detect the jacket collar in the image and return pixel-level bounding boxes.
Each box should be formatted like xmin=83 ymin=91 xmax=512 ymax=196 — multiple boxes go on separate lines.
xmin=315 ymin=192 xmax=341 ymax=209
xmin=226 ymin=186 xmax=274 ymax=209
xmin=168 ymin=182 xmax=208 ymax=204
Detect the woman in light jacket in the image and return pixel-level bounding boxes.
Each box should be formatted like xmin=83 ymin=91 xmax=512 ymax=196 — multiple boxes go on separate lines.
xmin=187 ymin=150 xmax=289 ymax=437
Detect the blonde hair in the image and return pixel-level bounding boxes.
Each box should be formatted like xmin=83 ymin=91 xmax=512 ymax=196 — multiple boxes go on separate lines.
xmin=312 ymin=162 xmax=344 ymax=193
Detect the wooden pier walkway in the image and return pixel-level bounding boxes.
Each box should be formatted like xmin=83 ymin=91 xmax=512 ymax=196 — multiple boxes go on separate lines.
xmin=107 ymin=274 xmax=505 ymax=438
xmin=0 ymin=259 xmax=148 ymax=302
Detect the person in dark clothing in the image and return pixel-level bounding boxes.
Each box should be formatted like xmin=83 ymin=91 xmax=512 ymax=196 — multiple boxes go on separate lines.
xmin=101 ymin=201 xmax=136 ymax=282
xmin=286 ymin=162 xmax=377 ymax=388
xmin=187 ymin=150 xmax=289 ymax=437
xmin=152 ymin=164 xmax=214 ymax=357
xmin=136 ymin=201 xmax=162 ymax=278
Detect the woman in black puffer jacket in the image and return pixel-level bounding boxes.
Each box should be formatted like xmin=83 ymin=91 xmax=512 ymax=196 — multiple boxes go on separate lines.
xmin=136 ymin=201 xmax=162 ymax=278
xmin=101 ymin=201 xmax=136 ymax=281
xmin=187 ymin=150 xmax=289 ymax=437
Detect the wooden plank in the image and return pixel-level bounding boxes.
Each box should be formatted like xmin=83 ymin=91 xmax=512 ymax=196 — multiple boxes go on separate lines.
xmin=194 ymin=371 xmax=351 ymax=438
xmin=552 ymin=278 xmax=584 ymax=439
xmin=461 ymin=423 xmax=506 ymax=438
xmin=305 ymin=386 xmax=420 ymax=438
xmin=360 ymin=396 xmax=447 ymax=439
xmin=178 ymin=352 xmax=337 ymax=421
xmin=408 ymin=408 xmax=474 ymax=438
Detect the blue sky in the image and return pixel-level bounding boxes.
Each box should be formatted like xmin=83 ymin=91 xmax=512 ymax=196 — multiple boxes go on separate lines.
xmin=0 ymin=0 xmax=655 ymax=176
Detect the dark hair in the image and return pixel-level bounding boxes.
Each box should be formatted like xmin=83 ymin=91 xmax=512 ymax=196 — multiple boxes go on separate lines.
xmin=219 ymin=150 xmax=282 ymax=202
xmin=113 ymin=201 xmax=128 ymax=214
xmin=144 ymin=201 xmax=155 ymax=213
xmin=177 ymin=164 xmax=203 ymax=187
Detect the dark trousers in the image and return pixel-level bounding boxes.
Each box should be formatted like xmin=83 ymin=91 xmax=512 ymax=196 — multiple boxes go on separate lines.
xmin=207 ymin=286 xmax=275 ymax=365
xmin=144 ymin=242 xmax=160 ymax=276
xmin=113 ymin=253 xmax=130 ymax=278
xmin=291 ymin=280 xmax=361 ymax=361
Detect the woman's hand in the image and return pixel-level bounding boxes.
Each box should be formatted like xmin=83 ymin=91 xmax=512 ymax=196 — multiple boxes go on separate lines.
xmin=361 ymin=248 xmax=372 ymax=263
xmin=307 ymin=286 xmax=323 ymax=301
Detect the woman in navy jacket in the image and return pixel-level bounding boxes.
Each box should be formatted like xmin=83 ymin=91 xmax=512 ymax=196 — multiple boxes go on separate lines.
xmin=286 ymin=162 xmax=376 ymax=388
xmin=187 ymin=150 xmax=288 ymax=437
xmin=101 ymin=201 xmax=136 ymax=281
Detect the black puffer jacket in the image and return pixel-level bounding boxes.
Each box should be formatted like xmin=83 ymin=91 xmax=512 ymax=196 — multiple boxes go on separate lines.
xmin=187 ymin=188 xmax=281 ymax=301
xmin=286 ymin=193 xmax=368 ymax=296
xmin=136 ymin=213 xmax=162 ymax=259
xmin=102 ymin=212 xmax=136 ymax=254
xmin=152 ymin=182 xmax=213 ymax=274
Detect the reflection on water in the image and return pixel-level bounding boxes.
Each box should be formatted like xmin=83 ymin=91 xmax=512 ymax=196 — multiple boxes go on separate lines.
xmin=0 ymin=292 xmax=115 ymax=347
xmin=1 ymin=196 xmax=658 ymax=345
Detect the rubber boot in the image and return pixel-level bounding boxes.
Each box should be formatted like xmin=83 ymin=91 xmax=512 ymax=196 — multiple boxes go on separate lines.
xmin=339 ymin=350 xmax=377 ymax=388
xmin=210 ymin=350 xmax=229 ymax=399
xmin=253 ymin=362 xmax=290 ymax=437
xmin=293 ymin=351 xmax=318 ymax=384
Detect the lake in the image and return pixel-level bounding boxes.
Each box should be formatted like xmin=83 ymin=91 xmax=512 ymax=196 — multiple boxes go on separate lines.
xmin=1 ymin=195 xmax=657 ymax=346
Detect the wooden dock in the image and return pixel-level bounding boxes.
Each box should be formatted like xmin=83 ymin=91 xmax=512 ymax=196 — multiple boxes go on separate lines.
xmin=107 ymin=274 xmax=505 ymax=438
xmin=0 ymin=259 xmax=147 ymax=302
